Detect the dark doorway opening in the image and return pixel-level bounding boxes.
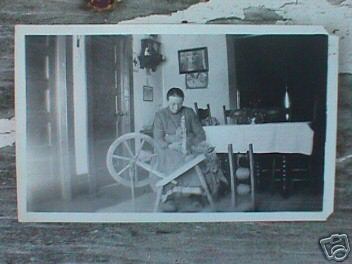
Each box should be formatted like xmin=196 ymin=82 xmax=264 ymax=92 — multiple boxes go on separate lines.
xmin=228 ymin=34 xmax=328 ymax=194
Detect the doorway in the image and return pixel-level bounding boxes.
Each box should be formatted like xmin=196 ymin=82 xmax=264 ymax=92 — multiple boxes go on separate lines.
xmin=85 ymin=35 xmax=134 ymax=194
xmin=227 ymin=34 xmax=328 ymax=193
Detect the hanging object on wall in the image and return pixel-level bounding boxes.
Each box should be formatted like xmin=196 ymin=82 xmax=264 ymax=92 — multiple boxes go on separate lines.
xmin=138 ymin=38 xmax=165 ymax=72
xmin=88 ymin=0 xmax=121 ymax=11
xmin=185 ymin=72 xmax=208 ymax=89
xmin=178 ymin=47 xmax=208 ymax=74
xmin=143 ymin=85 xmax=153 ymax=102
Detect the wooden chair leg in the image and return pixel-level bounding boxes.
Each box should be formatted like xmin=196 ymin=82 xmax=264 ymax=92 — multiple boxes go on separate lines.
xmin=228 ymin=144 xmax=236 ymax=209
xmin=195 ymin=165 xmax=215 ymax=210
xmin=154 ymin=187 xmax=162 ymax=212
xmin=270 ymin=157 xmax=276 ymax=194
xmin=249 ymin=144 xmax=255 ymax=211
xmin=255 ymin=161 xmax=261 ymax=190
xmin=281 ymin=155 xmax=289 ymax=198
xmin=129 ymin=167 xmax=136 ymax=211
xmin=307 ymin=156 xmax=314 ymax=193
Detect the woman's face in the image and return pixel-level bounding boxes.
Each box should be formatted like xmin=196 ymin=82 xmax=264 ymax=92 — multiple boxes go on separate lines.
xmin=168 ymin=96 xmax=184 ymax=114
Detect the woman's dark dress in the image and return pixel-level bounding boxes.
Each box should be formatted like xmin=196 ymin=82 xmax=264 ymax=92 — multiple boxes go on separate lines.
xmin=152 ymin=106 xmax=226 ymax=202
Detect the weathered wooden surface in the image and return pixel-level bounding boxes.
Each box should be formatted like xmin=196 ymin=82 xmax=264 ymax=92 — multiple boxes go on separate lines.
xmin=1 ymin=0 xmax=352 ymax=263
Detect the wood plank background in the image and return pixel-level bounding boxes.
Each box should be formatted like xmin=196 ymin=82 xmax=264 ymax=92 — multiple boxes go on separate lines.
xmin=1 ymin=1 xmax=351 ymax=263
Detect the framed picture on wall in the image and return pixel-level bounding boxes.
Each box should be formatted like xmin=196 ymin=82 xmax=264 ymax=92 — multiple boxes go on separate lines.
xmin=178 ymin=47 xmax=208 ymax=74
xmin=143 ymin=85 xmax=153 ymax=101
xmin=185 ymin=72 xmax=208 ymax=89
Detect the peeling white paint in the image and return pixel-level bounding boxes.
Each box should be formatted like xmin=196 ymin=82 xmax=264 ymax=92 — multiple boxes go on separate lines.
xmin=0 ymin=118 xmax=15 ymax=148
xmin=120 ymin=0 xmax=352 ymax=73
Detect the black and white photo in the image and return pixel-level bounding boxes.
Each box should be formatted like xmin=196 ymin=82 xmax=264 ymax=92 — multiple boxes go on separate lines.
xmin=15 ymin=25 xmax=338 ymax=222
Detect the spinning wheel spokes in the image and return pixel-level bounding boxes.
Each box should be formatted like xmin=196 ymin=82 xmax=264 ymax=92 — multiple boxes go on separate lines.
xmin=123 ymin=141 xmax=134 ymax=157
xmin=134 ymin=139 xmax=145 ymax=159
xmin=112 ymin=154 xmax=131 ymax=162
xmin=106 ymin=132 xmax=161 ymax=188
xmin=116 ymin=164 xmax=131 ymax=178
xmin=135 ymin=160 xmax=164 ymax=179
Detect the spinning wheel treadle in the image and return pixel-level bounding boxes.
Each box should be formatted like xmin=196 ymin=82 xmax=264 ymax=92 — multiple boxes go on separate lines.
xmin=106 ymin=132 xmax=162 ymax=188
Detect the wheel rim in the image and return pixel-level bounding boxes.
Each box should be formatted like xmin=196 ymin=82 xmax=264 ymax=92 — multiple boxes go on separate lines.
xmin=106 ymin=132 xmax=162 ymax=188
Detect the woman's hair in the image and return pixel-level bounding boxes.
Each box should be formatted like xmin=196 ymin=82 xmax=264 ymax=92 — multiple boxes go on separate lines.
xmin=166 ymin=87 xmax=184 ymax=100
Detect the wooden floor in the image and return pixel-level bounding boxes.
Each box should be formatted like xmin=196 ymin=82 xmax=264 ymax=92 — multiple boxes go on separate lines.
xmin=33 ymin=181 xmax=322 ymax=213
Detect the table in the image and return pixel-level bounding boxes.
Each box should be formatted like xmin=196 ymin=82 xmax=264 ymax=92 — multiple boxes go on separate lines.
xmin=204 ymin=122 xmax=314 ymax=196
xmin=204 ymin=122 xmax=314 ymax=155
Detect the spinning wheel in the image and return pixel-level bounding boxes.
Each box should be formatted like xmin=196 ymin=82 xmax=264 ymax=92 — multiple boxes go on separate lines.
xmin=106 ymin=132 xmax=214 ymax=211
xmin=106 ymin=132 xmax=163 ymax=189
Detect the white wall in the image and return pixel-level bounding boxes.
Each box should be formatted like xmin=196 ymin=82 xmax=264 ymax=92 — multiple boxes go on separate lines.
xmin=160 ymin=35 xmax=230 ymax=124
xmin=132 ymin=35 xmax=163 ymax=133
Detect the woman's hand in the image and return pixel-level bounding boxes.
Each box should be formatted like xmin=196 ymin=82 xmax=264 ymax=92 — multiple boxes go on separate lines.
xmin=168 ymin=141 xmax=182 ymax=151
xmin=165 ymin=132 xmax=183 ymax=143
xmin=168 ymin=138 xmax=193 ymax=154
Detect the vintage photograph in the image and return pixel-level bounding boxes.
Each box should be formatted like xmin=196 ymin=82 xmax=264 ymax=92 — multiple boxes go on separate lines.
xmin=15 ymin=25 xmax=338 ymax=222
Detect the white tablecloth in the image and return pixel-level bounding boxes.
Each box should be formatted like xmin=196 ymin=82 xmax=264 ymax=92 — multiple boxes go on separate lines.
xmin=204 ymin=122 xmax=314 ymax=155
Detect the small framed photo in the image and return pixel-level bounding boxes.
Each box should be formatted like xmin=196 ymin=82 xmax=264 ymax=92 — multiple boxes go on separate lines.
xmin=178 ymin=47 xmax=208 ymax=74
xmin=143 ymin=85 xmax=153 ymax=101
xmin=185 ymin=72 xmax=208 ymax=89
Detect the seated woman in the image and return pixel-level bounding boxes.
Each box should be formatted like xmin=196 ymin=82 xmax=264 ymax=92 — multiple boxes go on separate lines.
xmin=152 ymin=87 xmax=227 ymax=212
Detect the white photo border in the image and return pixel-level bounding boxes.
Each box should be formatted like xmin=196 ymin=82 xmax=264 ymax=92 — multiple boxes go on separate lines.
xmin=15 ymin=24 xmax=338 ymax=222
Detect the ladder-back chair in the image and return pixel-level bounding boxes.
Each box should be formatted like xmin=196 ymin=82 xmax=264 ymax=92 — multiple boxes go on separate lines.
xmin=228 ymin=143 xmax=256 ymax=210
